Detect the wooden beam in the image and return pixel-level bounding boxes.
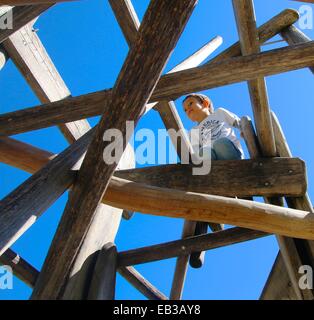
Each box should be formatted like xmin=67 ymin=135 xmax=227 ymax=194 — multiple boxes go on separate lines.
xmin=118 ymin=266 xmax=168 ymax=300
xmin=118 ymin=227 xmax=268 ymax=267
xmin=86 ymin=243 xmax=117 ymax=300
xmin=292 ymin=0 xmax=314 ymax=3
xmin=241 ymin=116 xmax=313 ymax=300
xmin=116 ymin=158 xmax=307 ymax=198
xmin=280 ymin=25 xmax=314 ymax=74
xmin=3 ymin=23 xmax=91 ymax=144
xmin=31 ymin=0 xmax=198 ymax=300
xmin=0 ymin=248 xmax=39 ymax=288
xmin=232 ymin=0 xmax=276 ymax=156
xmin=0 ymin=4 xmax=53 ymax=44
xmin=2 ymin=40 xmax=314 ymax=137
xmin=108 ymin=0 xmax=140 ymax=48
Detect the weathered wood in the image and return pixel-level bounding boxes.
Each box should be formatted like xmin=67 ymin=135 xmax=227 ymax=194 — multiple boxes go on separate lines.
xmin=31 ymin=0 xmax=198 ymax=300
xmin=0 ymin=248 xmax=39 ymax=288
xmin=87 ymin=243 xmax=117 ymax=300
xmin=118 ymin=227 xmax=268 ymax=267
xmin=292 ymin=0 xmax=314 ymax=3
xmin=232 ymin=0 xmax=276 ymax=156
xmin=241 ymin=116 xmax=313 ymax=299
xmin=116 ymin=158 xmax=307 ymax=198
xmin=3 ymin=23 xmax=90 ymax=143
xmin=0 ymin=9 xmax=299 ymax=135
xmin=260 ymin=112 xmax=314 ymax=300
xmin=280 ymin=25 xmax=314 ymax=74
xmin=118 ymin=266 xmax=168 ymax=300
xmin=0 ymin=5 xmax=53 ymax=44
xmin=108 ymin=0 xmax=140 ymax=48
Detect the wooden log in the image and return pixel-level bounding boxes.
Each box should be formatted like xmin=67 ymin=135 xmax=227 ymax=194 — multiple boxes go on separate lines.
xmin=241 ymin=116 xmax=313 ymax=300
xmin=2 ymin=40 xmax=314 ymax=137
xmin=108 ymin=0 xmax=140 ymax=48
xmin=232 ymin=0 xmax=276 ymax=157
xmin=86 ymin=243 xmax=117 ymax=300
xmin=118 ymin=227 xmax=268 ymax=267
xmin=0 ymin=5 xmax=53 ymax=44
xmin=3 ymin=23 xmax=90 ymax=144
xmin=0 ymin=8 xmax=298 ymax=135
xmin=118 ymin=266 xmax=168 ymax=300
xmin=115 ymin=158 xmax=307 ymax=198
xmin=0 ymin=248 xmax=39 ymax=288
xmin=31 ymin=0 xmax=198 ymax=300
xmin=280 ymin=25 xmax=314 ymax=74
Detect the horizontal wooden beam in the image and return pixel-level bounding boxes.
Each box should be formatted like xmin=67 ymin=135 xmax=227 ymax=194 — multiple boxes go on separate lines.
xmin=0 ymin=4 xmax=53 ymax=44
xmin=0 ymin=248 xmax=39 ymax=288
xmin=118 ymin=227 xmax=268 ymax=267
xmin=118 ymin=266 xmax=168 ymax=300
xmin=116 ymin=158 xmax=307 ymax=197
xmin=2 ymin=40 xmax=314 ymax=137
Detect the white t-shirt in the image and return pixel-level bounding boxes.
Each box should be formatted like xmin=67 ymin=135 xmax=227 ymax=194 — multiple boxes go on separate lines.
xmin=189 ymin=107 xmax=244 ymax=158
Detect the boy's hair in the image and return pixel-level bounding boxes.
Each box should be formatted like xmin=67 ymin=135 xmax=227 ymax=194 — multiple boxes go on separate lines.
xmin=183 ymin=93 xmax=214 ymax=113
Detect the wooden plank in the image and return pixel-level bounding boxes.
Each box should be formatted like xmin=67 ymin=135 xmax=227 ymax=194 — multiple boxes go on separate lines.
xmin=280 ymin=25 xmax=314 ymax=74
xmin=0 ymin=248 xmax=39 ymax=288
xmin=0 ymin=8 xmax=299 ymax=136
xmin=31 ymin=0 xmax=198 ymax=300
xmin=3 ymin=23 xmax=90 ymax=144
xmin=118 ymin=266 xmax=168 ymax=300
xmin=0 ymin=4 xmax=53 ymax=44
xmin=118 ymin=227 xmax=268 ymax=267
xmin=233 ymin=0 xmax=276 ymax=156
xmin=87 ymin=243 xmax=117 ymax=300
xmin=2 ymin=40 xmax=314 ymax=137
xmin=115 ymin=158 xmax=307 ymax=198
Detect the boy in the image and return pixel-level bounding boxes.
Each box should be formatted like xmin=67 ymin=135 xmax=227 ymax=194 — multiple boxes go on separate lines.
xmin=182 ymin=93 xmax=244 ymax=268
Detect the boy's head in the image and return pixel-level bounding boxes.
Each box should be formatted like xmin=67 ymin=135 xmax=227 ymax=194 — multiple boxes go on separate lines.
xmin=182 ymin=93 xmax=213 ymax=123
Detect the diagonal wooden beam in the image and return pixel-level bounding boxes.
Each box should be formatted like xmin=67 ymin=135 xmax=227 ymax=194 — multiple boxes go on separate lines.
xmin=118 ymin=227 xmax=268 ymax=267
xmin=0 ymin=4 xmax=53 ymax=44
xmin=232 ymin=0 xmax=276 ymax=157
xmin=118 ymin=266 xmax=168 ymax=300
xmin=30 ymin=0 xmax=198 ymax=300
xmin=0 ymin=248 xmax=39 ymax=288
xmin=3 ymin=40 xmax=314 ymax=137
xmin=3 ymin=22 xmax=91 ymax=144
xmin=280 ymin=25 xmax=314 ymax=74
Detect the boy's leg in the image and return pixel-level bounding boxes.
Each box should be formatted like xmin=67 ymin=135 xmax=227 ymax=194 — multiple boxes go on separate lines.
xmin=212 ymin=137 xmax=242 ymax=160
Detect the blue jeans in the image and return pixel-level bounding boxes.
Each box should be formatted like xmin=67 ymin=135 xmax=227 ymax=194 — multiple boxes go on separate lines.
xmin=202 ymin=137 xmax=242 ymax=160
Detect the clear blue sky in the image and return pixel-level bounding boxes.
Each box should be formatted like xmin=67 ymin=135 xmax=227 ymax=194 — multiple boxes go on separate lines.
xmin=0 ymin=0 xmax=313 ymax=300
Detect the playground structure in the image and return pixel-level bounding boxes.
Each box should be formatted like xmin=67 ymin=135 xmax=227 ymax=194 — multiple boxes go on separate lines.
xmin=0 ymin=0 xmax=314 ymax=300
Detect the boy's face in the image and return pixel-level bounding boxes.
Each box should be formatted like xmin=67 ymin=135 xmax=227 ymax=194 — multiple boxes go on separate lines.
xmin=183 ymin=96 xmax=210 ymax=122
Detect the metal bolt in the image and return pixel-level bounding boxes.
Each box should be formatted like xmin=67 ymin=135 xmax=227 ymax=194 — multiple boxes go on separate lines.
xmin=265 ymin=182 xmax=270 ymax=186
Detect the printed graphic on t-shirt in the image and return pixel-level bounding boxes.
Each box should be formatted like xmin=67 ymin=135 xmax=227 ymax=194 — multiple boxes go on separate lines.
xmin=200 ymin=119 xmax=224 ymax=145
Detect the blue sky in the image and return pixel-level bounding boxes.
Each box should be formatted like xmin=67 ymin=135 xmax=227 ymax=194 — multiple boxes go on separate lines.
xmin=0 ymin=0 xmax=313 ymax=300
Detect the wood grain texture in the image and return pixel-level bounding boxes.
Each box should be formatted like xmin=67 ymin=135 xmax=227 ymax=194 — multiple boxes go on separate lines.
xmin=118 ymin=227 xmax=267 ymax=267
xmin=87 ymin=243 xmax=117 ymax=300
xmin=118 ymin=266 xmax=168 ymax=300
xmin=3 ymin=23 xmax=90 ymax=143
xmin=281 ymin=25 xmax=314 ymax=74
xmin=0 ymin=9 xmax=300 ymax=136
xmin=0 ymin=4 xmax=53 ymax=44
xmin=116 ymin=158 xmax=307 ymax=197
xmin=0 ymin=248 xmax=39 ymax=288
xmin=31 ymin=0 xmax=198 ymax=300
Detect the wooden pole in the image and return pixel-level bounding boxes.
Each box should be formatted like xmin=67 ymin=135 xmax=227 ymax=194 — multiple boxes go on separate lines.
xmin=118 ymin=266 xmax=168 ymax=300
xmin=118 ymin=227 xmax=267 ymax=267
xmin=31 ymin=0 xmax=198 ymax=300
